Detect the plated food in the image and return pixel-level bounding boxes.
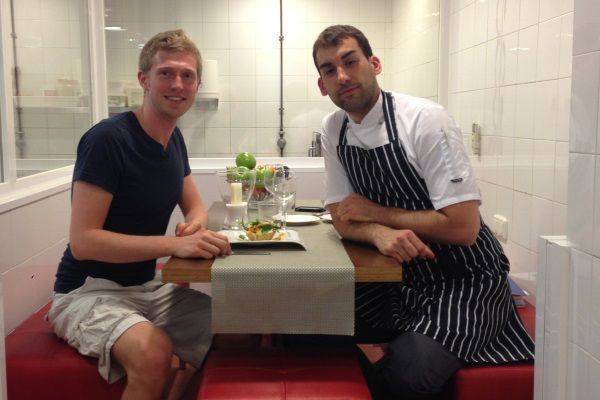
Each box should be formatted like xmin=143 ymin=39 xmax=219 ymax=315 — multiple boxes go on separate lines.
xmin=242 ymin=220 xmax=284 ymax=241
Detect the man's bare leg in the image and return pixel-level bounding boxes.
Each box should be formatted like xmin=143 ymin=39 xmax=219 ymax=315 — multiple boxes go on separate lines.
xmin=112 ymin=322 xmax=172 ymax=400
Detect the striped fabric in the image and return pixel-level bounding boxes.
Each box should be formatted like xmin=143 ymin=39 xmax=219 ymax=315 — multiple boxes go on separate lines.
xmin=336 ymin=91 xmax=534 ymax=364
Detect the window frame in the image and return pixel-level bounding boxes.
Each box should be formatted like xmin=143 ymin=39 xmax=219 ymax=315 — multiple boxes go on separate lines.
xmin=0 ymin=0 xmax=107 ymax=210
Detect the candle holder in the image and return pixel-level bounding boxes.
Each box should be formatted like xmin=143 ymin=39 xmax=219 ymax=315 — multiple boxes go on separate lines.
xmin=216 ymin=167 xmax=256 ymax=230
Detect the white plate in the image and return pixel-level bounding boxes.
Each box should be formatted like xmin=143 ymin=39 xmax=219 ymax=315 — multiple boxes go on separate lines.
xmin=218 ymin=229 xmax=306 ymax=249
xmin=320 ymin=214 xmax=333 ymax=223
xmin=273 ymin=214 xmax=320 ymax=225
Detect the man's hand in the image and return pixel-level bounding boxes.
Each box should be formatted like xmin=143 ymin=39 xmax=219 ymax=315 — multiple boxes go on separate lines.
xmin=372 ymin=226 xmax=435 ymax=263
xmin=173 ymin=230 xmax=232 ymax=259
xmin=175 ymin=221 xmax=204 ymax=237
xmin=337 ymin=193 xmax=389 ymax=223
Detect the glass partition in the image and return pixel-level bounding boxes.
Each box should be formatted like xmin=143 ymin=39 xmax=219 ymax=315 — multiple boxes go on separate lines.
xmin=9 ymin=0 xmax=92 ymax=177
xmin=103 ymin=0 xmax=440 ymax=159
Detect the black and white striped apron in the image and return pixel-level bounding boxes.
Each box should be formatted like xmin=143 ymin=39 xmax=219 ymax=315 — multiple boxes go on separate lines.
xmin=337 ymin=91 xmax=534 ymax=364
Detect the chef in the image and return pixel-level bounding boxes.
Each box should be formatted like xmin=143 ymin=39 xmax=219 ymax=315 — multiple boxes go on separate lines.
xmin=313 ymin=24 xmax=535 ymax=399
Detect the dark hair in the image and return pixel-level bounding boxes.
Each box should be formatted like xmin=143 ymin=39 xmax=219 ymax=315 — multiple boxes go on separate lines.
xmin=312 ymin=25 xmax=373 ymax=73
xmin=139 ymin=29 xmax=202 ymax=78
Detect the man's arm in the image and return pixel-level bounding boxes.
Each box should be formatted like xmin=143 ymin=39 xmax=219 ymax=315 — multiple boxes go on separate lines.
xmin=69 ymin=180 xmax=231 ymax=262
xmin=335 ymin=193 xmax=481 ymax=246
xmin=329 ymin=201 xmax=435 ymax=263
xmin=175 ymin=175 xmax=209 ymax=236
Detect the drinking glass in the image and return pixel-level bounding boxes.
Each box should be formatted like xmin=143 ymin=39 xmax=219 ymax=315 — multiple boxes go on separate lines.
xmin=264 ymin=166 xmax=296 ymax=231
xmin=216 ymin=167 xmax=256 ymax=230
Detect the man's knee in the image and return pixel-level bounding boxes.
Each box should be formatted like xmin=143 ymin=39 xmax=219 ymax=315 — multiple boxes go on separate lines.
xmin=113 ymin=323 xmax=173 ymax=383
xmin=380 ymin=332 xmax=462 ymax=398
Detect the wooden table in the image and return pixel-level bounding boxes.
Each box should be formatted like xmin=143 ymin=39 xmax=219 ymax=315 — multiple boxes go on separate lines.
xmin=162 ymin=202 xmax=402 ymax=284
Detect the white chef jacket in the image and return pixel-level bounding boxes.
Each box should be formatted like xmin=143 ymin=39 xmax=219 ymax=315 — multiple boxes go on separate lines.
xmin=321 ymin=91 xmax=481 ymax=210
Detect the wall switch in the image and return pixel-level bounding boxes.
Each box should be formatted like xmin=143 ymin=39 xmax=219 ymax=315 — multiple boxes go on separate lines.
xmin=492 ymin=214 xmax=508 ymax=242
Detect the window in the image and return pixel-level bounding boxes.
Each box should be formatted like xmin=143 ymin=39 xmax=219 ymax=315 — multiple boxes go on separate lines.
xmin=2 ymin=0 xmax=92 ymax=179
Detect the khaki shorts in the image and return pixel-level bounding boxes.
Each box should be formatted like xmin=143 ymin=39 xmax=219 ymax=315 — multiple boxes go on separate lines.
xmin=48 ymin=277 xmax=212 ymax=383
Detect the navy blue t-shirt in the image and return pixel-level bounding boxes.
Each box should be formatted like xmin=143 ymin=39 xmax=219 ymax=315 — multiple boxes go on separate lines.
xmin=54 ymin=112 xmax=191 ymax=293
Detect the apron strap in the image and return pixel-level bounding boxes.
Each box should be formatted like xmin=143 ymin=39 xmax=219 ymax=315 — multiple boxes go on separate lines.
xmin=382 ymin=91 xmax=398 ymax=142
xmin=338 ymin=116 xmax=349 ymax=146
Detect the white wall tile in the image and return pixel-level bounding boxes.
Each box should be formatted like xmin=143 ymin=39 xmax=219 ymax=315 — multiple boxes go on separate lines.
xmin=567 ymin=153 xmax=595 ymax=254
xmin=229 ymin=0 xmax=256 ymax=22
xmin=230 ymin=102 xmax=257 ymax=127
xmin=588 ymin=353 xmax=600 ymax=400
xmin=515 ymin=83 xmax=536 ymax=138
xmin=531 ymin=196 xmax=555 ymax=248
xmin=540 ymin=0 xmax=569 ymax=22
xmin=502 ymin=32 xmax=519 ymax=86
xmin=569 ymin=53 xmax=600 ymax=153
xmin=520 ymin=0 xmax=540 ymax=29
xmin=473 ymin=0 xmax=489 ymax=44
xmin=517 ymin=25 xmax=539 ymax=84
xmin=552 ymin=202 xmax=567 ymax=235
xmin=205 ymin=127 xmax=231 ymax=153
xmin=333 ymin=0 xmax=360 ymax=23
xmin=571 ymin=248 xmax=592 ymax=349
xmin=498 ymin=137 xmax=515 ymax=187
xmin=230 ymin=127 xmax=257 ymax=154
xmin=282 ymin=102 xmax=309 ymax=128
xmin=283 ymin=76 xmax=309 ymax=102
xmin=589 ymin=257 xmax=600 ymax=359
xmin=229 ymin=49 xmax=255 ymax=76
xmin=567 ymin=344 xmax=590 ymax=400
xmin=514 ymin=138 xmax=534 ymax=193
xmin=202 ymin=23 xmax=229 ymax=49
xmin=534 ymin=80 xmax=559 ymax=141
xmin=537 ymin=17 xmax=562 ymax=81
xmin=595 ymin=157 xmax=600 ymax=258
xmin=554 ymin=141 xmax=569 ymax=204
xmin=204 ymin=102 xmax=231 ymax=128
xmin=202 ymin=0 xmax=228 ymax=22
xmin=512 ymin=191 xmax=533 ymax=249
xmin=305 ymin=0 xmax=333 ymax=22
xmin=256 ymin=102 xmax=280 ymax=127
xmin=229 ymin=76 xmax=256 ymax=101
xmin=358 ymin=0 xmax=387 ymax=22
xmin=458 ymin=4 xmax=475 ymax=51
xmin=559 ymin=13 xmax=574 ymax=78
xmin=557 ymin=78 xmax=572 ymax=142
xmin=230 ymin=23 xmax=256 ymax=49
xmin=183 ymin=125 xmax=206 ymax=155
xmin=504 ymin=0 xmax=521 ymax=35
xmin=573 ymin=0 xmax=600 ymax=55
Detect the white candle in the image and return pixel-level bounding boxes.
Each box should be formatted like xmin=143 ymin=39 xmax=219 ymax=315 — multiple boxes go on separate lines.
xmin=230 ymin=182 xmax=243 ymax=204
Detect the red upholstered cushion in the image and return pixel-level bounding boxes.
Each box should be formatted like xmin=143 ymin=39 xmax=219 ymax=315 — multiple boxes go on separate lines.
xmin=197 ymin=347 xmax=372 ymax=400
xmin=440 ymin=302 xmax=536 ymax=400
xmin=6 ymin=303 xmax=125 ymax=400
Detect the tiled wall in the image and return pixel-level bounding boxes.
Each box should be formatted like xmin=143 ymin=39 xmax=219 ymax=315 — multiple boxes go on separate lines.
xmin=446 ymin=0 xmax=573 ymax=296
xmin=564 ymin=0 xmax=600 ymax=396
xmin=105 ymin=0 xmax=394 ymax=158
xmin=0 ymin=189 xmax=71 ymax=334
xmin=390 ymin=0 xmax=439 ymax=101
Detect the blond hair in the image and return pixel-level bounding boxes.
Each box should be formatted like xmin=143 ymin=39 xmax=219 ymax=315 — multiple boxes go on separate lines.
xmin=139 ymin=29 xmax=202 ymax=78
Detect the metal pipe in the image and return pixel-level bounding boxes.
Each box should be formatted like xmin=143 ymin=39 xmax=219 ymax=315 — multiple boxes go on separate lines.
xmin=276 ymin=0 xmax=286 ymax=157
xmin=9 ymin=0 xmax=25 ymax=159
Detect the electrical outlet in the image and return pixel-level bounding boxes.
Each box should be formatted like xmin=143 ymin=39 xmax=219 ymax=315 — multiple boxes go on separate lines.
xmin=492 ymin=214 xmax=508 ymax=242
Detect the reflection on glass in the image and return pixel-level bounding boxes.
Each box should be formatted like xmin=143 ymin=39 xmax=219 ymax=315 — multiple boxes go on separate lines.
xmin=9 ymin=0 xmax=92 ymax=178
xmin=102 ymin=0 xmax=440 ymax=158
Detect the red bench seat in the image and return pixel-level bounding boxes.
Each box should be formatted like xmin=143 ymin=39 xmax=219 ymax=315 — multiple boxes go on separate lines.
xmin=5 ymin=303 xmax=126 ymax=400
xmin=197 ymin=347 xmax=372 ymax=400
xmin=439 ymin=302 xmax=536 ymax=400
